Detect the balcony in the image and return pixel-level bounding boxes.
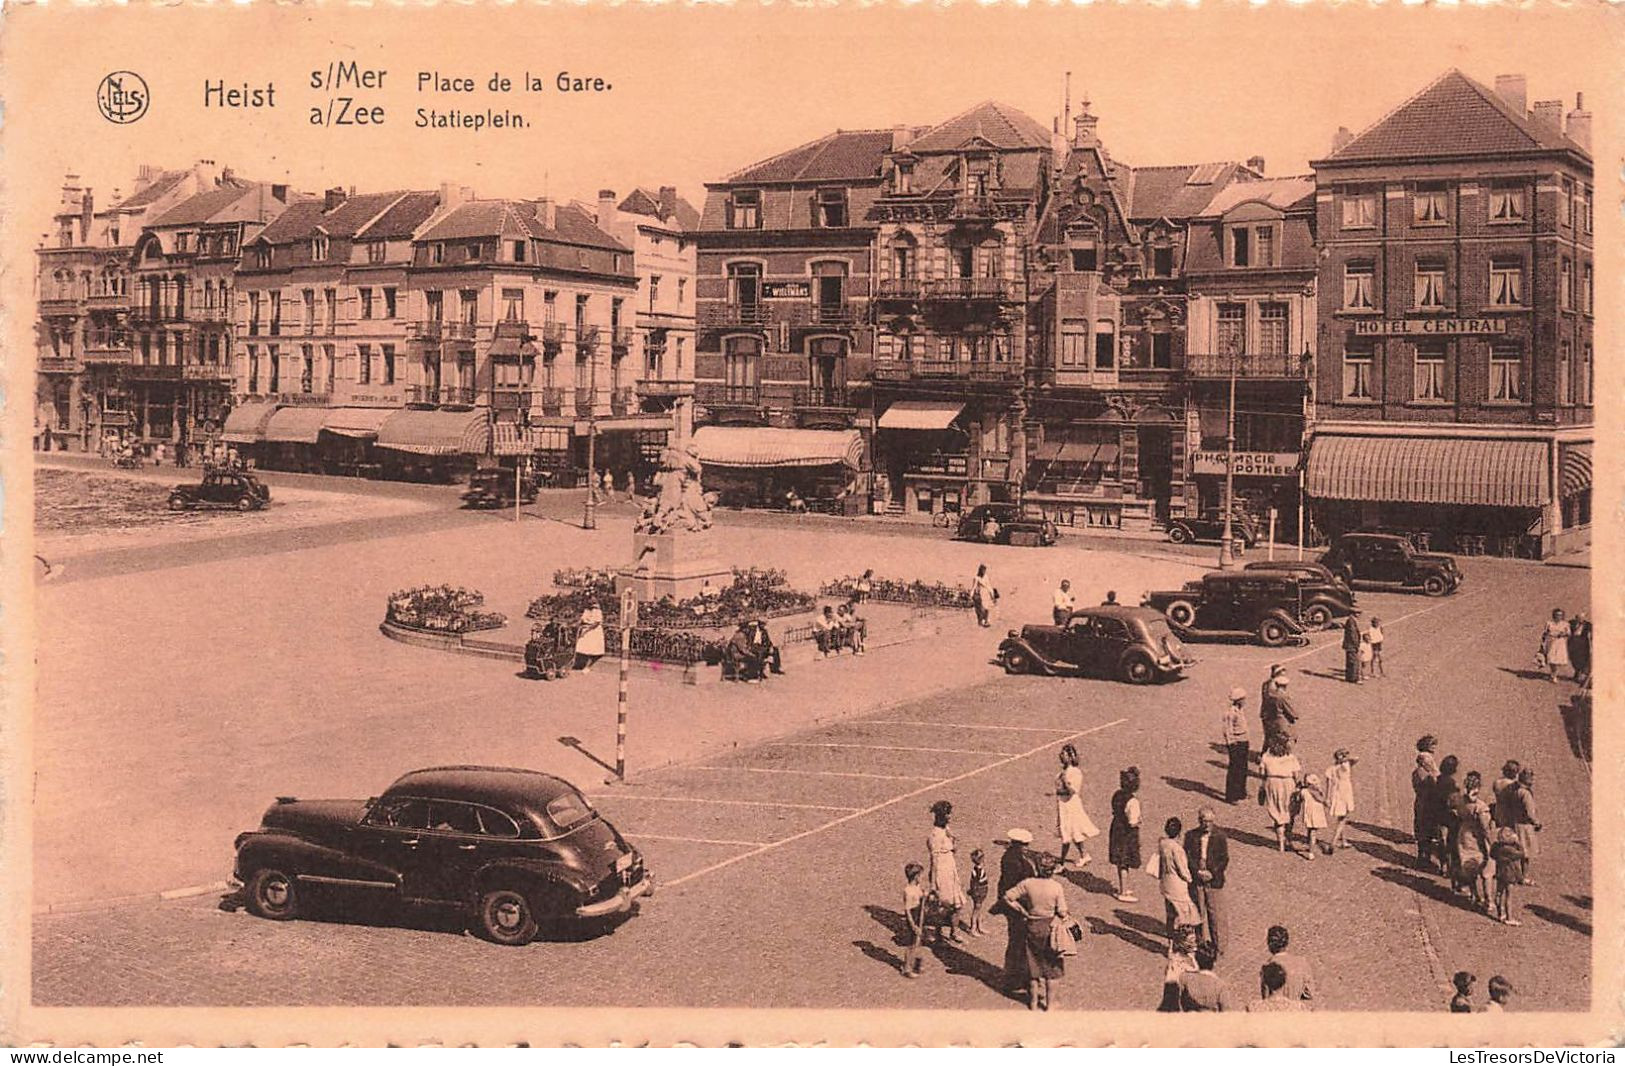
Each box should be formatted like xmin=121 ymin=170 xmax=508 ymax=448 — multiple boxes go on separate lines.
xmin=875 ymin=279 xmax=923 ymax=302
xmin=445 ymin=321 xmax=478 ymax=342
xmin=85 ymin=292 xmax=132 ymax=311
xmin=610 ymin=386 xmax=634 ymax=416
xmin=783 ymin=303 xmax=862 ymax=331
xmin=925 ymin=278 xmax=1013 ymax=302
xmin=407 ymin=320 xmax=444 ymax=342
xmin=439 ymin=385 xmax=478 ymax=407
xmin=636 ymin=377 xmax=695 ymax=399
xmin=492 ymin=320 xmax=530 ymax=343
xmin=949 ymin=194 xmax=998 ymax=221
xmin=1183 ymin=351 xmax=1309 ymax=379
xmin=181 ymin=363 xmax=235 ymax=383
xmin=610 ymin=326 xmax=634 ymax=352
xmin=39 ymin=297 xmax=80 ymax=316
xmin=82 ymin=345 xmax=134 ymax=365
xmin=794 ymin=386 xmax=851 ymax=409
xmin=38 ymin=355 xmax=81 ymax=374
xmin=539 ymin=387 xmax=565 ymax=417
xmin=699 ymin=303 xmax=774 ymax=330
xmin=405 ymin=384 xmax=441 ymax=405
xmin=574 ymin=387 xmax=596 ymax=416
xmin=575 ymin=325 xmax=601 ymax=353
xmin=491 ymin=386 xmax=534 ymax=417
xmin=695 ymin=383 xmax=763 ymax=407
xmin=190 ymin=305 xmax=232 ymax=323
xmin=541 ymin=321 xmax=567 ymax=345
xmin=876 ymin=359 xmax=1020 ymax=383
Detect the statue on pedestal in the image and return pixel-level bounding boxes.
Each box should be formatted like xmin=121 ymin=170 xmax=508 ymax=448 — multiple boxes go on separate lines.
xmin=636 ymin=442 xmax=714 ymax=535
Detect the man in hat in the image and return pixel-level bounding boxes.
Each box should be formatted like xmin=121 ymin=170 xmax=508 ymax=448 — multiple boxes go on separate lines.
xmin=1271 ymin=672 xmax=1299 ymax=744
xmin=747 ymin=615 xmax=783 ymax=677
xmin=1222 ymin=687 xmax=1252 ymax=803
xmin=1259 ymin=665 xmax=1284 ymax=743
xmin=993 ymin=828 xmax=1038 ymax=995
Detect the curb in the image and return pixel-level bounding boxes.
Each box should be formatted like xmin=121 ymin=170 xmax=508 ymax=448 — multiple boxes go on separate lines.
xmin=35 ymin=881 xmax=230 ymax=917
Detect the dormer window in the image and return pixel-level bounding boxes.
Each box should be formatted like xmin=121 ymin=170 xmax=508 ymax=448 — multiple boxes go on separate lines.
xmin=1151 ymin=246 xmax=1174 ymax=277
xmin=310 ymin=234 xmax=329 ymax=260
xmin=1070 ymin=247 xmax=1098 ymax=272
xmin=254 ymin=245 xmax=271 ymax=269
xmin=728 ymin=190 xmax=762 ymax=230
xmin=175 ymin=232 xmax=191 ymax=253
xmin=430 ymin=243 xmax=445 ymax=265
xmin=895 ymin=162 xmax=914 ymax=195
xmin=511 ymin=240 xmax=526 ymax=262
xmin=367 ymin=240 xmax=387 ymax=264
xmin=814 ymin=188 xmax=848 ymax=228
xmin=466 ymin=241 xmax=482 ymax=261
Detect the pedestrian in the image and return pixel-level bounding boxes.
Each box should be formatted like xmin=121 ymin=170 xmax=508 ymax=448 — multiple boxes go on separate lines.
xmin=1177 ymin=942 xmax=1235 ymax=1011
xmin=900 ymin=861 xmax=928 ymax=978
xmin=1490 ymin=827 xmax=1526 ymax=926
xmin=855 ymin=569 xmax=874 ymax=603
xmin=1341 ymin=614 xmax=1362 ymax=683
xmin=1108 ymin=767 xmax=1143 ymax=903
xmin=1001 ymin=851 xmax=1070 ymax=1011
xmin=1434 ymin=754 xmax=1463 ymax=882
xmin=1246 ymin=963 xmax=1306 ymax=1012
xmin=1265 ymin=924 xmax=1317 ymax=1007
xmin=972 ymin=564 xmax=997 ymax=628
xmin=1368 ymin=616 xmax=1386 ymax=677
xmin=1324 ymin=748 xmax=1358 ymax=851
xmin=965 ymin=848 xmax=989 ymax=937
xmin=1222 ymin=687 xmax=1251 ymax=803
xmin=1568 ymin=614 xmax=1592 ymax=685
xmin=1511 ymin=768 xmax=1543 ymax=885
xmin=1159 ymin=927 xmax=1201 ymax=1012
xmin=1491 ymin=760 xmax=1522 ymax=830
xmin=601 ymin=468 xmax=614 ymax=498
xmin=1455 ymin=772 xmax=1494 ymax=911
xmin=1293 ymin=773 xmax=1327 ymax=860
xmin=1259 ymin=664 xmax=1285 ymax=744
xmin=925 ymin=800 xmax=967 ymax=943
xmin=1358 ymin=630 xmax=1374 ymax=680
xmin=1450 ymin=971 xmax=1477 ymax=1012
xmin=1054 ymin=743 xmax=1098 ymax=869
xmin=1539 ymin=608 xmax=1571 ymax=682
xmin=1184 ymin=806 xmax=1231 ymax=957
xmin=1485 ymin=975 xmax=1514 ymax=1012
xmin=1259 ymin=735 xmax=1303 ymax=853
xmin=573 ymin=597 xmax=605 ymax=672
xmin=1101 ymin=590 xmax=1119 ymax=607
xmin=1052 ymin=579 xmax=1076 ymax=625
xmin=1269 ymin=671 xmax=1299 ymax=746
xmin=153 ymin=441 xmax=166 ymax=468
xmin=994 ymin=828 xmax=1039 ymax=996
xmin=1153 ymin=816 xmax=1200 ymax=945
xmin=1413 ymin=736 xmax=1442 ymax=871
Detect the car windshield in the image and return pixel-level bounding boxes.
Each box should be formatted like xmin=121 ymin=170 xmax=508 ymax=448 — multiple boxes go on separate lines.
xmin=1143 ymin=618 xmax=1188 ymax=659
xmin=543 ymin=788 xmax=598 ymax=834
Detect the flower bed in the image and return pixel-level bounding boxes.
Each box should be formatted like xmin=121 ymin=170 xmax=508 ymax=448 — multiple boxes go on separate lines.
xmin=526 ymin=567 xmax=814 ymax=631
xmin=385 ymin=584 xmax=507 ymax=634
xmin=820 ymin=574 xmax=975 ymax=610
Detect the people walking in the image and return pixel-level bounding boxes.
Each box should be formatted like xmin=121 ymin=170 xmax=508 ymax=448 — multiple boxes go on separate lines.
xmin=573 ymin=597 xmax=605 ymax=672
xmin=972 ymin=564 xmax=997 ymax=628
xmin=901 ymin=862 xmax=928 ymax=978
xmin=1184 ymin=806 xmax=1231 ymax=957
xmin=1108 ymin=767 xmax=1142 ymax=902
xmin=925 ymin=800 xmax=968 ymax=943
xmin=1511 ymin=769 xmax=1542 ymax=885
xmin=1259 ymin=736 xmax=1303 ymax=853
xmin=1263 ymin=669 xmax=1299 ymax=746
xmin=1492 ymin=760 xmax=1522 ymax=829
xmin=995 ymin=829 xmax=1039 ymax=995
xmin=1540 ymin=608 xmax=1571 ymax=682
xmin=1341 ymin=614 xmax=1362 ymax=683
xmin=1490 ymin=827 xmax=1526 ymax=926
xmin=1265 ymin=924 xmax=1318 ymax=1007
xmin=1054 ymin=744 xmax=1098 ymax=868
xmin=1568 ymin=614 xmax=1592 ymax=685
xmin=1367 ymin=616 xmax=1386 ymax=677
xmin=1154 ymin=816 xmax=1200 ymax=945
xmin=1324 ymin=748 xmax=1358 ymax=850
xmin=1222 ymin=688 xmax=1251 ymax=804
xmin=1412 ymin=736 xmax=1442 ymax=871
xmin=1001 ymin=852 xmax=1071 ymax=1011
xmin=1052 ymin=579 xmax=1076 ymax=625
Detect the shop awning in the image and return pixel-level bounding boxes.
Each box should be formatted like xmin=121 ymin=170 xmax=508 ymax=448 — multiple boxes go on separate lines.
xmin=1306 ymin=435 xmax=1549 ymax=508
xmin=376 ymin=407 xmax=492 ymax=456
xmin=1560 ymin=443 xmax=1592 ymax=497
xmin=1033 ymin=442 xmax=1065 ymax=462
xmin=492 ymin=424 xmax=571 ymax=455
xmin=220 ymin=402 xmax=279 ymax=444
xmin=593 ymin=415 xmax=673 ymax=432
xmin=691 ymin=426 xmax=866 ymax=470
xmin=1093 ymin=443 xmax=1121 ymax=466
xmin=877 ymin=400 xmax=965 ymax=431
xmin=322 ymin=407 xmax=396 ymax=439
xmin=263 ymin=406 xmax=336 ymax=445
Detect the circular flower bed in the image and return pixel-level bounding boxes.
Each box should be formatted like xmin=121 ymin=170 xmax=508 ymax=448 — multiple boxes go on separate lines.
xmin=820 ymin=574 xmax=975 ymax=610
xmin=385 ymin=584 xmax=507 ymax=634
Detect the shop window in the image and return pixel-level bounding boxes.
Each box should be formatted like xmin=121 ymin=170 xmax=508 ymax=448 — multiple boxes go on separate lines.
xmin=1342 ymin=343 xmax=1374 ymax=400
xmin=1413 ymin=341 xmax=1446 ymax=402
xmin=1343 ymin=262 xmax=1375 ymax=310
xmin=1489 ymin=343 xmax=1522 ymax=401
xmin=1415 ymin=263 xmax=1446 ymax=310
xmin=1489 ymin=258 xmax=1524 ymax=307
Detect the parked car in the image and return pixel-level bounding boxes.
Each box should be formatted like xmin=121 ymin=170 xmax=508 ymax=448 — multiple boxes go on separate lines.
xmin=998 ymin=605 xmax=1194 ymax=684
xmin=1243 ymin=559 xmax=1349 ymax=591
xmin=462 ymin=466 xmax=538 ymax=509
xmin=167 ymin=470 xmax=271 ymax=512
xmin=1318 ymin=532 xmax=1463 ymax=596
xmin=1143 ymin=572 xmax=1313 ymax=647
xmin=232 ymin=766 xmax=653 ymax=946
xmin=1165 ymin=509 xmax=1259 ymax=547
xmin=1241 ymin=561 xmax=1357 ymax=625
xmin=953 ymin=502 xmax=1058 ymax=547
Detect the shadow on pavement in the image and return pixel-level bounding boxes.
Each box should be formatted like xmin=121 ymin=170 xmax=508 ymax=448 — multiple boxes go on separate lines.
xmin=1525 ymin=903 xmax=1592 ymax=938
xmin=1348 ymin=819 xmax=1413 ymax=845
xmin=1162 ymin=775 xmax=1227 ymax=803
xmin=1496 ymin=666 xmax=1552 ymax=683
xmin=1347 ymin=835 xmax=1420 ymax=870
xmin=1559 ymin=693 xmax=1592 ymax=762
xmin=1059 ymin=866 xmax=1121 ymax=897
xmin=219 ymin=885 xmax=620 ymax=943
xmin=859 ymin=905 xmax=1013 ymax=996
xmin=1370 ymin=865 xmax=1493 ymax=920
xmin=1085 ymin=911 xmax=1166 ymax=958
xmin=1216 ymin=825 xmax=1280 ymax=852
xmin=1564 ymin=894 xmax=1592 ymax=910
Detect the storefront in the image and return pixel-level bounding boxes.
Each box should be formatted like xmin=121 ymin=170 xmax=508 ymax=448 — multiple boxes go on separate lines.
xmin=220 ymin=401 xmax=280 ymax=462
xmin=319 ymin=406 xmax=398 ymax=477
xmin=691 ymin=425 xmax=867 ymax=512
xmin=492 ymin=423 xmax=573 ymax=487
xmin=873 ymin=399 xmax=973 ymax=519
xmin=259 ymin=405 xmax=337 ymax=473
xmin=374 ymin=406 xmax=492 ymax=483
xmin=1190 ymin=449 xmax=1303 ymax=544
xmin=578 ymin=415 xmax=673 ymax=494
xmin=1023 ymin=430 xmax=1127 ymax=530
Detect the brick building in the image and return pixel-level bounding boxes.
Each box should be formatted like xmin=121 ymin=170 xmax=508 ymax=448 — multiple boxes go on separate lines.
xmin=1305 ymin=70 xmax=1594 ymax=558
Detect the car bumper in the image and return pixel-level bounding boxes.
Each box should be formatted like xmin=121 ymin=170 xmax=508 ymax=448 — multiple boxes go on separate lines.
xmin=576 ymin=874 xmax=654 ymax=918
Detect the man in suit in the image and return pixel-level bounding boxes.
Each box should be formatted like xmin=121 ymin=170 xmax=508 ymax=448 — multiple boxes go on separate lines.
xmin=993 ymin=828 xmax=1038 ymax=995
xmin=1184 ymin=806 xmax=1231 ymax=957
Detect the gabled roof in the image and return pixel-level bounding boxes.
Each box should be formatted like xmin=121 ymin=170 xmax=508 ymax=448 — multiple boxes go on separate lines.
xmin=617 ymin=187 xmax=701 ymax=231
xmin=114 ymin=170 xmax=190 ymax=210
xmin=724 ymin=129 xmax=898 ymax=184
xmin=1326 ymin=69 xmax=1589 ymax=163
xmin=252 ymin=191 xmax=413 ymax=244
xmin=147 ymin=180 xmax=260 ymax=227
xmin=355 ymin=191 xmax=441 ymax=241
xmin=420 ymin=200 xmax=628 ymax=252
xmin=1198 ymin=175 xmax=1316 ymax=217
xmin=1124 ymin=163 xmax=1245 ymax=221
xmin=904 ymin=101 xmax=1051 ymax=154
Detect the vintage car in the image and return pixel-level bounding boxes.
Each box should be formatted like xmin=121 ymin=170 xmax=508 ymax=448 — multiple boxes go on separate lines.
xmin=232 ymin=766 xmax=653 ymax=946
xmin=953 ymin=502 xmax=1059 ymax=547
xmin=1318 ymin=532 xmax=1463 ymax=596
xmin=167 ymin=470 xmax=271 ymax=512
xmin=998 ymin=605 xmax=1194 ymax=684
xmin=1165 ymin=508 xmax=1260 ymax=548
xmin=1143 ymin=572 xmax=1313 ymax=647
xmin=1241 ymin=561 xmax=1357 ymax=626
xmin=461 ymin=466 xmax=539 ymax=509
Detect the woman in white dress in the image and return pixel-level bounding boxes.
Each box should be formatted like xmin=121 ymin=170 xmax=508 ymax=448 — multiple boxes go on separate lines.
xmin=574 ymin=597 xmax=606 ymax=672
xmin=972 ymin=564 xmax=997 ymax=628
xmin=1259 ymin=735 xmax=1303 ymax=853
xmin=1324 ymin=748 xmax=1358 ymax=851
xmin=926 ymin=799 xmax=968 ymax=943
xmin=1054 ymin=744 xmax=1099 ymax=869
xmin=1541 ymin=608 xmax=1571 ymax=681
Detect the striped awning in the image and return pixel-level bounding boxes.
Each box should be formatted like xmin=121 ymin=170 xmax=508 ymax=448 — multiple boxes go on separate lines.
xmin=492 ymin=424 xmax=571 ymax=455
xmin=1306 ymin=435 xmax=1550 ymax=508
xmin=878 ymin=400 xmax=964 ymax=431
xmin=691 ymin=426 xmax=866 ymax=470
xmin=322 ymin=407 xmax=396 ymax=439
xmin=376 ymin=407 xmax=492 ymax=456
xmin=1560 ymin=443 xmax=1592 ymax=497
xmin=263 ymin=406 xmax=335 ymax=445
xmin=220 ymin=402 xmax=279 ymax=444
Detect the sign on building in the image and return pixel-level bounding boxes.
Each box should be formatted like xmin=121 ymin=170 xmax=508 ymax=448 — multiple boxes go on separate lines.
xmin=1350 ymin=319 xmax=1509 ymax=336
xmin=1191 ymin=451 xmax=1301 ymax=478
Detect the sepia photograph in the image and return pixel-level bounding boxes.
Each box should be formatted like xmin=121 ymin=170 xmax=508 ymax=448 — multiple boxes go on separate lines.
xmin=0 ymin=0 xmax=1618 ymax=1048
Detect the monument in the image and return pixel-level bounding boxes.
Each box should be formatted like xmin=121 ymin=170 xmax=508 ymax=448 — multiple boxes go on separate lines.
xmin=616 ymin=442 xmax=735 ymax=602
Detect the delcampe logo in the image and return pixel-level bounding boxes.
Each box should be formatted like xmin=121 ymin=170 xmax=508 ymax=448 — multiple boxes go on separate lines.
xmin=97 ymin=71 xmax=149 ymax=124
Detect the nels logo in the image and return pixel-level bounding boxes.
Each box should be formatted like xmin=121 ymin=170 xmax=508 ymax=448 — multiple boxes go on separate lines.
xmin=97 ymin=71 xmax=149 ymax=124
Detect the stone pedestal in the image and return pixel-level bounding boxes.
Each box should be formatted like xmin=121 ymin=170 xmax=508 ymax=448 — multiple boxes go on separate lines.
xmin=615 ymin=532 xmax=735 ymax=603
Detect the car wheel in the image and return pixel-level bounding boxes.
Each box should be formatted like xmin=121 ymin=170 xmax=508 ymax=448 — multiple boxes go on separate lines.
xmin=236 ymin=494 xmax=256 ymax=512
xmin=167 ymin=495 xmax=187 ymax=512
xmin=1002 ymin=647 xmax=1033 ymax=675
xmin=477 ymin=886 xmax=540 ymax=946
xmin=1165 ymin=600 xmax=1197 ymax=628
xmin=1422 ymin=574 xmax=1449 ymax=597
xmin=1168 ymin=526 xmax=1192 ymax=545
xmin=1121 ymin=651 xmax=1156 ymax=685
xmin=1301 ymin=603 xmax=1334 ymax=628
xmin=1257 ymin=617 xmax=1290 ymax=647
xmin=246 ymin=867 xmax=301 ymax=921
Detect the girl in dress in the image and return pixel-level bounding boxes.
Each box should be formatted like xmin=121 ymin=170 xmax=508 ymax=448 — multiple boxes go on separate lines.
xmin=1295 ymin=773 xmax=1328 ymax=860
xmin=1323 ymin=749 xmax=1358 ymax=851
xmin=1540 ymin=608 xmax=1572 ymax=682
xmin=1358 ymin=632 xmax=1374 ymax=680
xmin=1108 ymin=767 xmax=1143 ymax=902
xmin=1259 ymin=736 xmax=1303 ymax=853
xmin=1055 ymin=744 xmax=1099 ymax=869
xmin=926 ymin=800 xmax=968 ymax=943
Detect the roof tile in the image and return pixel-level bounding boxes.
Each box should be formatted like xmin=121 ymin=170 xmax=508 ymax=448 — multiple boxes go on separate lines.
xmin=1329 ymin=69 xmax=1588 ymax=162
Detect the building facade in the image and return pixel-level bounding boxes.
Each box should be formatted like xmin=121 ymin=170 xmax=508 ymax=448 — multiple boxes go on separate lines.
xmin=1306 ymin=70 xmax=1594 ymax=558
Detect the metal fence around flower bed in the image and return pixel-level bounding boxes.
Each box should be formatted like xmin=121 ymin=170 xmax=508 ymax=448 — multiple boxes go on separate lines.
xmin=820 ymin=575 xmax=975 ymax=610
xmin=385 ymin=585 xmax=508 ymax=634
xmin=527 ymin=567 xmax=815 ymax=632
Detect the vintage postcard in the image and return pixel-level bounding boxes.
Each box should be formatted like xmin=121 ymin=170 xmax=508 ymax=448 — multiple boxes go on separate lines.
xmin=1 ymin=0 xmax=1619 ymax=1048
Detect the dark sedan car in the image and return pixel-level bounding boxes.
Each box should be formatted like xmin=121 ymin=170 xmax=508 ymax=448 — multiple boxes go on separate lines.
xmin=1166 ymin=509 xmax=1259 ymax=548
xmin=998 ymin=605 xmax=1194 ymax=684
xmin=954 ymin=502 xmax=1058 ymax=547
xmin=232 ymin=766 xmax=653 ymax=945
xmin=167 ymin=470 xmax=271 ymax=512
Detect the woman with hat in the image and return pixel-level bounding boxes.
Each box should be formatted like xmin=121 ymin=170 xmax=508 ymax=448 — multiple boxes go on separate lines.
xmin=1222 ymin=688 xmax=1251 ymax=804
xmin=995 ymin=828 xmax=1039 ymax=993
xmin=1323 ymin=748 xmax=1358 ymax=851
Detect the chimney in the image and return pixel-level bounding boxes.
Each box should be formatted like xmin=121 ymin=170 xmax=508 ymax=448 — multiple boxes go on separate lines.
xmin=194 ymin=158 xmax=218 ymax=191
xmin=1072 ymin=99 xmax=1099 ymax=149
xmin=658 ymin=185 xmax=679 ymax=222
xmin=1331 ymin=126 xmax=1354 ymax=154
xmin=81 ymin=188 xmax=94 ymax=242
xmin=597 ymin=188 xmax=618 ymax=225
xmin=1532 ymin=99 xmax=1564 ymax=130
xmin=271 ymin=184 xmax=289 ymax=203
xmin=324 ymin=186 xmax=347 ymax=212
xmin=891 ymin=124 xmax=912 ymax=151
xmin=1495 ymin=74 xmax=1528 ymax=116
xmin=61 ymin=173 xmax=83 ymax=209
xmin=1246 ymin=155 xmax=1266 ymax=175
xmin=221 ymin=166 xmax=235 ymax=185
xmin=436 ymin=182 xmax=473 ymax=213
xmin=135 ymin=164 xmax=161 ymax=190
xmin=1566 ymin=91 xmax=1591 ymax=151
xmin=537 ymin=197 xmax=557 ymax=229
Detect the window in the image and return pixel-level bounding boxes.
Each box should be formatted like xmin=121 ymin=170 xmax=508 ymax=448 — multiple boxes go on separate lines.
xmin=358 ymin=343 xmax=372 ymax=385
xmin=269 ymin=292 xmax=282 ymax=333
xmin=1093 ymin=321 xmax=1115 ymax=370
xmin=1151 ymin=246 xmax=1173 ymax=277
xmin=1489 ymin=183 xmax=1525 ymax=221
xmin=430 ymin=243 xmax=445 ymax=265
xmin=1060 ymin=318 xmax=1087 ymax=367
xmin=1489 ymin=258 xmax=1524 ymax=307
xmin=1558 ymin=339 xmax=1571 ymax=404
xmin=367 ymin=241 xmax=386 ymax=264
xmin=574 ymin=294 xmax=589 ymax=334
xmin=1071 ymin=247 xmax=1098 ymax=272
xmin=300 ymin=345 xmax=315 ymax=393
xmin=1343 ymin=262 xmax=1375 ymax=310
xmin=1413 ymin=186 xmax=1448 ymax=224
xmin=466 ymin=241 xmax=482 ymax=261
xmin=382 ymin=343 xmax=396 ymax=385
xmin=1489 ymin=343 xmax=1521 ymax=401
xmin=383 ymin=287 xmax=397 ymax=319
xmin=324 ymin=288 xmax=337 ymax=330
xmin=1413 ymin=341 xmax=1446 ymax=402
xmin=724 ymin=335 xmax=761 ymax=391
xmin=1229 ymin=227 xmax=1250 ymax=267
xmin=511 ymin=240 xmax=526 ymax=263
xmin=895 ymin=162 xmax=913 ymax=195
xmin=359 ymin=288 xmax=373 ymax=319
xmin=675 ymin=336 xmax=687 ymax=378
xmin=302 ymin=289 xmax=315 ymax=331
xmin=1581 ymin=344 xmax=1593 ymax=404
xmin=649 ymin=275 xmax=661 ymax=312
xmin=728 ymin=190 xmax=762 ymax=230
xmin=1217 ymin=302 xmax=1246 ymax=354
xmin=1560 ymin=257 xmax=1573 ymax=310
xmin=1341 ymin=191 xmax=1377 ymax=229
xmin=727 ymin=262 xmax=761 ymax=307
xmin=1257 ymin=303 xmax=1288 ymax=356
xmin=611 ymin=297 xmax=623 ymax=334
xmin=1151 ymin=332 xmax=1173 ymax=369
xmin=175 ymin=232 xmax=191 ymax=253
xmin=677 ymin=278 xmax=686 ymax=305
xmin=1581 ymin=184 xmax=1593 ymax=234
xmin=1342 ymin=343 xmax=1374 ymax=400
xmin=543 ymin=290 xmax=557 ymax=321
xmin=461 ymin=290 xmax=479 ymax=325
xmin=311 ymin=234 xmax=329 ymax=260
xmin=1415 ymin=263 xmax=1446 ymax=310
xmin=1559 ymin=176 xmax=1574 ymax=227
xmin=268 ymin=346 xmax=281 ymax=393
xmin=1254 ymin=226 xmax=1275 ymax=268
xmin=254 ymin=245 xmax=271 ymax=269
xmin=814 ymin=188 xmax=848 ymax=228
xmin=1583 ymin=264 xmax=1593 ymax=314
xmin=501 ymin=288 xmax=523 ymax=323
xmin=425 ymin=290 xmax=443 ymax=322
xmin=248 ymin=346 xmax=260 ymax=393
xmin=248 ymin=292 xmax=263 ymax=334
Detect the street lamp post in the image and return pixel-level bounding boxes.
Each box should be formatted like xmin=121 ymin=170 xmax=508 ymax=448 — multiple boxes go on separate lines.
xmin=583 ymin=332 xmax=598 ymax=530
xmin=1218 ymin=317 xmax=1240 ymax=570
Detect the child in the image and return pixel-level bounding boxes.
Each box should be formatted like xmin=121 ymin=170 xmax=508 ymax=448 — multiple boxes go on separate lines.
xmin=901 ymin=861 xmax=927 ymax=978
xmin=1485 ymin=975 xmax=1513 ymax=1012
xmin=1490 ymin=827 xmax=1526 ymax=926
xmin=1324 ymin=749 xmax=1358 ymax=851
xmin=1368 ymin=616 xmax=1385 ymax=677
xmin=1296 ymin=773 xmax=1328 ymax=860
xmin=966 ymin=848 xmax=989 ymax=937
xmin=1450 ymin=971 xmax=1476 ymax=1012
xmin=1358 ymin=631 xmax=1374 ymax=680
